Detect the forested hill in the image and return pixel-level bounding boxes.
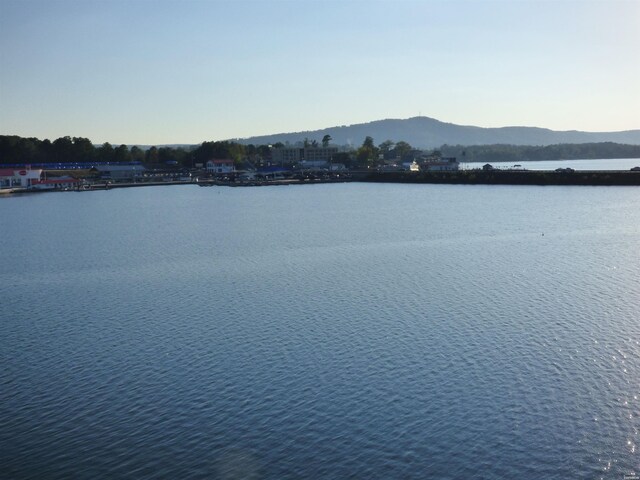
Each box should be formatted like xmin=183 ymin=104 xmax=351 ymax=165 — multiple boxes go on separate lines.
xmin=235 ymin=117 xmax=640 ymax=149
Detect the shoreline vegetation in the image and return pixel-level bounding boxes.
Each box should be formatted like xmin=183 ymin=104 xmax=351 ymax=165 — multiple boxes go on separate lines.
xmin=2 ymin=134 xmax=640 ymax=168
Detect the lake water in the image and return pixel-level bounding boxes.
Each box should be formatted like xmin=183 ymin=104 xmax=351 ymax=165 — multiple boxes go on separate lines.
xmin=1 ymin=183 xmax=639 ymax=479
xmin=462 ymin=157 xmax=640 ymax=171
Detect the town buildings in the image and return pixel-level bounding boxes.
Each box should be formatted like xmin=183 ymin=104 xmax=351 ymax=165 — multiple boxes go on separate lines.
xmin=206 ymin=159 xmax=235 ymax=174
xmin=271 ymin=147 xmax=339 ymax=166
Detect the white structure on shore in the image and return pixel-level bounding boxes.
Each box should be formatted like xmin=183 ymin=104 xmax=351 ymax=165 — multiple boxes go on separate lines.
xmin=421 ymin=157 xmax=459 ymax=171
xmin=206 ymin=159 xmax=235 ymax=174
xmin=0 ymin=167 xmax=44 ymax=188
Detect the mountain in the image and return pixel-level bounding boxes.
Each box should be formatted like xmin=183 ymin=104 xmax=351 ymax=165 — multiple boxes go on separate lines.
xmin=233 ymin=117 xmax=640 ymax=149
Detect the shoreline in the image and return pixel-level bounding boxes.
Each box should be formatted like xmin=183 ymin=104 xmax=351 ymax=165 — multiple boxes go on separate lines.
xmin=2 ymin=169 xmax=640 ymax=196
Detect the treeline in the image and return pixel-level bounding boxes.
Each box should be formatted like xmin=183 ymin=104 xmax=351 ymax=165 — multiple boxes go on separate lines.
xmin=3 ymin=134 xmax=639 ymax=167
xmin=0 ymin=135 xmax=189 ymax=166
xmin=0 ymin=135 xmax=271 ymax=167
xmin=439 ymin=142 xmax=640 ymax=163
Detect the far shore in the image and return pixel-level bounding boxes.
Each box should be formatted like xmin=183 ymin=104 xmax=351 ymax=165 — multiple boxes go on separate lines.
xmin=3 ymin=168 xmax=640 ymax=196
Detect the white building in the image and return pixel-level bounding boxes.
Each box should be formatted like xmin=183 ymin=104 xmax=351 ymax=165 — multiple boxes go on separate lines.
xmin=206 ymin=159 xmax=235 ymax=174
xmin=0 ymin=168 xmax=44 ymax=189
xmin=421 ymin=157 xmax=459 ymax=171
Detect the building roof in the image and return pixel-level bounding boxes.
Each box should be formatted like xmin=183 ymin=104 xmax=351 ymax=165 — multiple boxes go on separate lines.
xmin=207 ymin=159 xmax=234 ymax=164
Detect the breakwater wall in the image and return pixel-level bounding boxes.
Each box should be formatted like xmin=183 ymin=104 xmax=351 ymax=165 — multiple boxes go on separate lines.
xmin=359 ymin=170 xmax=640 ymax=186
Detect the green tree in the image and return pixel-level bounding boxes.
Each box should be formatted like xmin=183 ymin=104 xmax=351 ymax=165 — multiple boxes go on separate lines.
xmin=227 ymin=142 xmax=246 ymax=164
xmin=72 ymin=137 xmax=95 ymax=163
xmin=378 ymin=139 xmax=395 ymax=158
xmin=356 ymin=136 xmax=378 ymax=166
xmin=52 ymin=136 xmax=74 ymax=163
xmin=145 ymin=146 xmax=159 ymax=164
xmin=97 ymin=142 xmax=114 ymax=163
xmin=130 ymin=146 xmax=145 ymax=163
xmin=113 ymin=144 xmax=132 ymax=163
xmin=322 ymin=134 xmax=332 ymax=148
xmin=394 ymin=141 xmax=413 ymax=161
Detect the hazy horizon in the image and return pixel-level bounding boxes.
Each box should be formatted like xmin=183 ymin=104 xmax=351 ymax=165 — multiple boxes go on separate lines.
xmin=1 ymin=0 xmax=639 ymax=145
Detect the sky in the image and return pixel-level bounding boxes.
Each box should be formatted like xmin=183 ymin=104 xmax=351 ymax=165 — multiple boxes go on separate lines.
xmin=1 ymin=0 xmax=639 ymax=145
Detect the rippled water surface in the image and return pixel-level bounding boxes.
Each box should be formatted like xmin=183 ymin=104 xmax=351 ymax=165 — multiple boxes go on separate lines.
xmin=1 ymin=183 xmax=639 ymax=479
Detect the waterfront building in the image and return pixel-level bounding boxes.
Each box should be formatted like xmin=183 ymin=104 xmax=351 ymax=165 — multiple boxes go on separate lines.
xmin=271 ymin=147 xmax=339 ymax=166
xmin=421 ymin=157 xmax=459 ymax=171
xmin=32 ymin=176 xmax=81 ymax=190
xmin=0 ymin=167 xmax=44 ymax=188
xmin=271 ymin=148 xmax=302 ymax=165
xmin=93 ymin=164 xmax=145 ymax=182
xmin=206 ymin=159 xmax=235 ymax=174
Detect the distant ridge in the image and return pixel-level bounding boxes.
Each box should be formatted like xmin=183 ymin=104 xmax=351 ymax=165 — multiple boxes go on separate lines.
xmin=233 ymin=117 xmax=640 ymax=149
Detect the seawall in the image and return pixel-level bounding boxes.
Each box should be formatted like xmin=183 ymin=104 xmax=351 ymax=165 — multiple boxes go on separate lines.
xmin=358 ymin=170 xmax=640 ymax=186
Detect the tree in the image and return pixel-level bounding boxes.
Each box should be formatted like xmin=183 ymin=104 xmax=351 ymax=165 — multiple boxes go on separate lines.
xmin=52 ymin=136 xmax=73 ymax=163
xmin=257 ymin=145 xmax=271 ymax=158
xmin=39 ymin=139 xmax=53 ymax=163
xmin=226 ymin=142 xmax=246 ymax=163
xmin=14 ymin=137 xmax=39 ymax=164
xmin=71 ymin=137 xmax=95 ymax=163
xmin=322 ymin=134 xmax=332 ymax=148
xmin=394 ymin=141 xmax=413 ymax=161
xmin=378 ymin=140 xmax=394 ymax=156
xmin=97 ymin=142 xmax=114 ymax=163
xmin=145 ymin=146 xmax=159 ymax=164
xmin=356 ymin=136 xmax=378 ymax=166
xmin=362 ymin=136 xmax=376 ymax=150
xmin=113 ymin=144 xmax=131 ymax=163
xmin=130 ymin=146 xmax=145 ymax=163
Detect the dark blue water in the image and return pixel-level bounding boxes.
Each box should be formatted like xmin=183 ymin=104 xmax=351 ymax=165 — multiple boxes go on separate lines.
xmin=2 ymin=184 xmax=639 ymax=479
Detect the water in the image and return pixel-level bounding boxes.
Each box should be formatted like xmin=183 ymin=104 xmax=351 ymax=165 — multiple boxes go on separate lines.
xmin=461 ymin=157 xmax=640 ymax=171
xmin=1 ymin=183 xmax=639 ymax=479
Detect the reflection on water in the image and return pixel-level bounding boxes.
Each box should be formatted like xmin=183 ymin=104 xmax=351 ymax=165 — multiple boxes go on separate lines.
xmin=1 ymin=183 xmax=639 ymax=479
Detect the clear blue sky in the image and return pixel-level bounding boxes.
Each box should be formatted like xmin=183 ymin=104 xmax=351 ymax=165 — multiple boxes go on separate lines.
xmin=1 ymin=0 xmax=638 ymax=145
